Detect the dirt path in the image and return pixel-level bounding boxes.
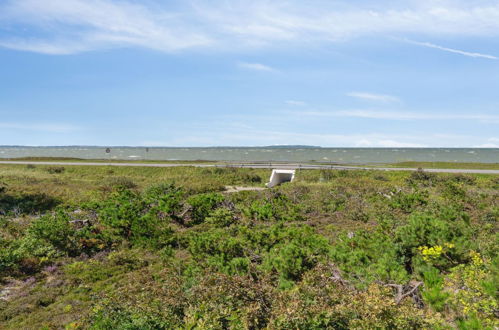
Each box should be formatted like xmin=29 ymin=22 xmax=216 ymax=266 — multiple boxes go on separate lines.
xmin=224 ymin=186 xmax=267 ymax=193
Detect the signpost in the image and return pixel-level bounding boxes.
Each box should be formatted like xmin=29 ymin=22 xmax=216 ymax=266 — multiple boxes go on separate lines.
xmin=105 ymin=148 xmax=111 ymax=162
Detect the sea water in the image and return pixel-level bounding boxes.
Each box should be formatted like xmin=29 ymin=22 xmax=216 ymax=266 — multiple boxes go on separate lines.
xmin=0 ymin=146 xmax=498 ymax=164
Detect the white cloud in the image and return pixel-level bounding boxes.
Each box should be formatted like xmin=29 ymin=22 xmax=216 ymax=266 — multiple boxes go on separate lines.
xmin=473 ymin=143 xmax=499 ymax=148
xmin=347 ymin=92 xmax=399 ymax=103
xmin=286 ymin=100 xmax=307 ymax=106
xmin=403 ymin=39 xmax=498 ymax=60
xmin=377 ymin=140 xmax=426 ymax=148
xmin=2 ymin=0 xmax=499 ymax=54
xmin=237 ymin=62 xmax=275 ymax=72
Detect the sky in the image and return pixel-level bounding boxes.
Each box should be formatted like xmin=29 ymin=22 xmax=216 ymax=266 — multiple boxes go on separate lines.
xmin=0 ymin=0 xmax=498 ymax=147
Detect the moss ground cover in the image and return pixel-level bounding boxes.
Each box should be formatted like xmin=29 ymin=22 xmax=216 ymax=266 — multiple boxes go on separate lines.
xmin=0 ymin=164 xmax=497 ymax=329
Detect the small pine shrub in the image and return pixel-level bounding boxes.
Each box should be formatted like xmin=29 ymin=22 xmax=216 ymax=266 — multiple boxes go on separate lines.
xmin=421 ymin=267 xmax=449 ymax=312
xmin=186 ymin=193 xmax=225 ymax=225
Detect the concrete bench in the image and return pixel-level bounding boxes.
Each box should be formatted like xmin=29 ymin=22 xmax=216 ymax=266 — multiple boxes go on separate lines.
xmin=266 ymin=169 xmax=295 ymax=188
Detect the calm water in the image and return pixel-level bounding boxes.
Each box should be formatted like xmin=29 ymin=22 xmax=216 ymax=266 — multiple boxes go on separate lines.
xmin=0 ymin=146 xmax=498 ymax=164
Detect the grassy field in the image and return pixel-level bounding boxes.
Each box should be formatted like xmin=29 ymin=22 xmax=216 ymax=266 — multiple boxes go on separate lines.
xmin=0 ymin=164 xmax=497 ymax=329
xmin=2 ymin=157 xmax=499 ymax=170
xmin=0 ymin=157 xmax=220 ymax=164
xmin=383 ymin=161 xmax=499 ymax=170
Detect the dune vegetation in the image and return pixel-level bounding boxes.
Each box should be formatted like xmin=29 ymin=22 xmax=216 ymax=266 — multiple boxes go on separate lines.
xmin=0 ymin=164 xmax=497 ymax=329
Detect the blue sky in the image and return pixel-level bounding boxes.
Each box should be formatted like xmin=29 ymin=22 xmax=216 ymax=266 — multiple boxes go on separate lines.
xmin=0 ymin=0 xmax=498 ymax=147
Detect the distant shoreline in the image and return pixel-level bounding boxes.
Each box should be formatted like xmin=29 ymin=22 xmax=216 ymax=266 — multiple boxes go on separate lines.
xmin=1 ymin=147 xmax=497 ymax=164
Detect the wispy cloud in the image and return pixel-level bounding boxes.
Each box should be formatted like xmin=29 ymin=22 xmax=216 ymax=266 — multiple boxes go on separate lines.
xmin=0 ymin=122 xmax=80 ymax=133
xmin=0 ymin=0 xmax=211 ymax=54
xmin=347 ymin=92 xmax=399 ymax=103
xmin=237 ymin=62 xmax=275 ymax=72
xmin=403 ymin=39 xmax=498 ymax=60
xmin=2 ymin=0 xmax=499 ymax=54
xmin=296 ymin=110 xmax=499 ymax=122
xmin=286 ymin=100 xmax=307 ymax=106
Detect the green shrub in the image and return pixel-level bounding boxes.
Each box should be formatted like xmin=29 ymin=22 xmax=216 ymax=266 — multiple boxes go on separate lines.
xmin=421 ymin=267 xmax=449 ymax=312
xmin=90 ymin=305 xmax=170 ymax=329
xmin=241 ymin=191 xmax=303 ymax=222
xmin=97 ymin=188 xmax=174 ymax=247
xmin=396 ymin=212 xmax=474 ymax=274
xmin=98 ymin=189 xmax=145 ymax=241
xmin=29 ymin=210 xmax=81 ymax=256
xmin=330 ymin=230 xmax=409 ymax=285
xmin=143 ymin=183 xmax=184 ymax=223
xmin=186 ymin=193 xmax=224 ymax=225
xmin=205 ymin=208 xmax=236 ymax=227
xmin=442 ymin=182 xmax=467 ymax=200
xmin=187 ymin=229 xmax=249 ymax=275
xmin=261 ymin=226 xmax=331 ymax=288
xmin=0 ymin=235 xmax=57 ymax=275
xmin=389 ymin=189 xmax=428 ymax=213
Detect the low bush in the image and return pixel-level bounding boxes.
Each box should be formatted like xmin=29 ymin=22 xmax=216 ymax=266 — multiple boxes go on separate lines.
xmin=330 ymin=229 xmax=409 ymax=285
xmin=46 ymin=166 xmax=65 ymax=174
xmin=406 ymin=169 xmax=438 ymax=186
xmin=185 ymin=192 xmax=225 ymax=225
xmin=389 ymin=189 xmax=428 ymax=213
xmin=29 ymin=210 xmax=82 ymax=256
xmin=241 ymin=191 xmax=304 ymax=222
xmin=97 ymin=187 xmax=176 ymax=247
xmin=205 ymin=207 xmax=237 ymax=227
xmin=103 ymin=176 xmax=138 ymax=190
